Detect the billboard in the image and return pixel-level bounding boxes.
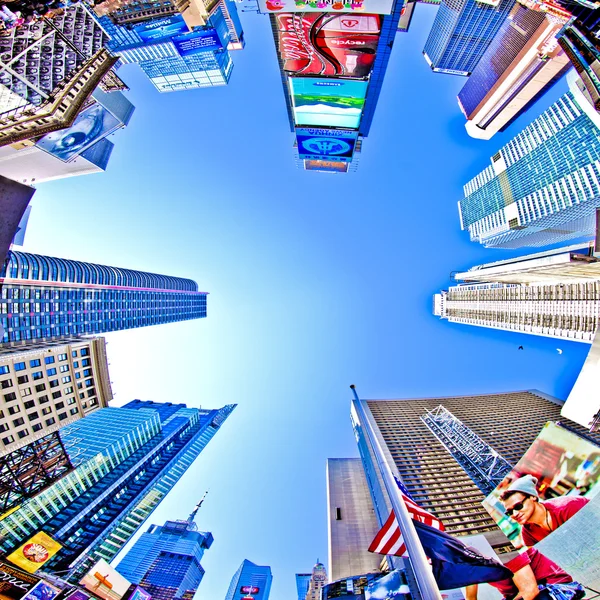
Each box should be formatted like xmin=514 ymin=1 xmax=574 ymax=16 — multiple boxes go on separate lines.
xmin=0 ymin=562 xmax=41 ymax=600
xmin=125 ymin=588 xmax=151 ymax=600
xmin=290 ymin=77 xmax=367 ymax=129
xmin=22 ymin=581 xmax=61 ymax=600
xmin=240 ymin=588 xmax=259 ymax=594
xmin=304 ymin=159 xmax=348 ymax=172
xmin=259 ymin=0 xmax=393 ymax=15
xmin=296 ymin=127 xmax=358 ymax=161
xmin=79 ymin=559 xmax=132 ymax=600
xmin=6 ymin=532 xmax=62 ymax=574
xmin=172 ymin=29 xmax=223 ymax=57
xmin=276 ymin=13 xmax=381 ymax=78
xmin=36 ymin=103 xmax=120 ymax=163
xmin=133 ymin=15 xmax=189 ymax=43
xmin=365 ymin=570 xmax=410 ymax=599
xmin=482 ymin=422 xmax=600 ymax=548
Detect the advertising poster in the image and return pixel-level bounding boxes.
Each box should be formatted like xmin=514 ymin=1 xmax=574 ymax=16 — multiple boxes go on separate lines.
xmin=259 ymin=0 xmax=393 ymax=15
xmin=79 ymin=559 xmax=132 ymax=600
xmin=133 ymin=15 xmax=189 ymax=43
xmin=482 ymin=422 xmax=600 ymax=548
xmin=22 ymin=581 xmax=61 ymax=600
xmin=172 ymin=29 xmax=223 ymax=57
xmin=304 ymin=159 xmax=349 ymax=172
xmin=6 ymin=532 xmax=62 ymax=574
xmin=124 ymin=588 xmax=151 ymax=600
xmin=275 ymin=13 xmax=381 ymax=77
xmin=36 ymin=103 xmax=120 ymax=163
xmin=0 ymin=561 xmax=40 ymax=600
xmin=365 ymin=570 xmax=411 ymax=599
xmin=296 ymin=127 xmax=358 ymax=161
xmin=65 ymin=592 xmax=89 ymax=600
xmin=290 ymin=77 xmax=367 ymax=129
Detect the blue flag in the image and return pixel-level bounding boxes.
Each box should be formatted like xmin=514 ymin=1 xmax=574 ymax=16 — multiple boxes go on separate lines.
xmin=412 ymin=520 xmax=512 ymax=589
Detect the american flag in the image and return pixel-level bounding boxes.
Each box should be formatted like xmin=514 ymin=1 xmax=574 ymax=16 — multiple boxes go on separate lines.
xmin=368 ymin=479 xmax=444 ymax=557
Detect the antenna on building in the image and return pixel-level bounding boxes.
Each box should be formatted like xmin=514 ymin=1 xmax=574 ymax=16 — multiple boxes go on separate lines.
xmin=187 ymin=490 xmax=208 ymax=524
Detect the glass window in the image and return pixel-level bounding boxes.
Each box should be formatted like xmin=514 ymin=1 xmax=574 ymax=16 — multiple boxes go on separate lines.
xmin=35 ymin=383 xmax=46 ymax=392
xmin=49 ymin=380 xmax=59 ymax=389
xmin=44 ymin=356 xmax=55 ymax=365
xmin=38 ymin=395 xmax=48 ymax=404
xmin=4 ymin=392 xmax=16 ymax=402
xmin=32 ymin=371 xmax=43 ymax=380
xmin=14 ymin=362 xmax=25 ymax=371
xmin=45 ymin=417 xmax=55 ymax=426
xmin=0 ymin=366 xmax=9 ymax=375
xmin=58 ymin=354 xmax=67 ymax=361
xmin=2 ymin=435 xmax=14 ymax=444
xmin=17 ymin=375 xmax=28 ymax=385
xmin=29 ymin=359 xmax=41 ymax=368
xmin=32 ymin=423 xmax=42 ymax=432
xmin=1 ymin=379 xmax=12 ymax=389
xmin=46 ymin=368 xmax=57 ymax=376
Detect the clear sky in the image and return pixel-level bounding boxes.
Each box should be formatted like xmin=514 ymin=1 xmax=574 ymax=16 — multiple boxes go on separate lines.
xmin=21 ymin=5 xmax=591 ymax=600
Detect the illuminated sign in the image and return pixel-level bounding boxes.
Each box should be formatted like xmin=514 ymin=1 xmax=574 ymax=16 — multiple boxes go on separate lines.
xmin=172 ymin=29 xmax=223 ymax=56
xmin=296 ymin=127 xmax=358 ymax=161
xmin=133 ymin=15 xmax=189 ymax=42
xmin=80 ymin=559 xmax=132 ymax=600
xmin=6 ymin=532 xmax=62 ymax=574
xmin=240 ymin=587 xmax=259 ymax=594
xmin=259 ymin=0 xmax=393 ymax=15
xmin=0 ymin=561 xmax=41 ymax=600
xmin=365 ymin=570 xmax=410 ymax=599
xmin=290 ymin=77 xmax=367 ymax=129
xmin=276 ymin=13 xmax=381 ymax=78
xmin=304 ymin=159 xmax=349 ymax=172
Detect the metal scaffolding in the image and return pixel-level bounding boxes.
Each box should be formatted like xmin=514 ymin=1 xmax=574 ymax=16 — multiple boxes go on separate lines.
xmin=421 ymin=405 xmax=513 ymax=495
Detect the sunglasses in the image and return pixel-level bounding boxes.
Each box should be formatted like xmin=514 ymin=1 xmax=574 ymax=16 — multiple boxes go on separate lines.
xmin=505 ymin=500 xmax=527 ymax=516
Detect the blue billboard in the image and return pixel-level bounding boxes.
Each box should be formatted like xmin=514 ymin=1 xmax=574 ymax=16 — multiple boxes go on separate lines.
xmin=365 ymin=571 xmax=411 ymax=600
xmin=296 ymin=127 xmax=358 ymax=162
xmin=172 ymin=29 xmax=223 ymax=56
xmin=133 ymin=15 xmax=189 ymax=43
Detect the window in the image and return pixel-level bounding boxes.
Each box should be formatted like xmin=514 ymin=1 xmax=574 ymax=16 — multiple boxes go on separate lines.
xmin=49 ymin=380 xmax=59 ymax=388
xmin=44 ymin=356 xmax=55 ymax=365
xmin=79 ymin=392 xmax=85 ymax=399
xmin=58 ymin=353 xmax=67 ymax=361
xmin=4 ymin=392 xmax=16 ymax=402
xmin=52 ymin=391 xmax=62 ymax=400
xmin=17 ymin=375 xmax=28 ymax=385
xmin=46 ymin=368 xmax=57 ymax=376
xmin=12 ymin=417 xmax=24 ymax=427
xmin=14 ymin=362 xmax=25 ymax=371
xmin=61 ymin=376 xmax=72 ymax=384
xmin=81 ymin=359 xmax=90 ymax=367
xmin=24 ymin=400 xmax=34 ymax=409
xmin=55 ymin=402 xmax=64 ymax=410
xmin=41 ymin=407 xmax=52 ymax=416
xmin=72 ymin=350 xmax=78 ymax=357
xmin=69 ymin=408 xmax=78 ymax=416
xmin=2 ymin=435 xmax=14 ymax=444
xmin=35 ymin=383 xmax=46 ymax=392
xmin=58 ymin=412 xmax=67 ymax=421
xmin=64 ymin=386 xmax=73 ymax=394
xmin=59 ymin=365 xmax=69 ymax=373
xmin=7 ymin=405 xmax=20 ymax=415
xmin=80 ymin=348 xmax=89 ymax=357
xmin=73 ymin=361 xmax=79 ymax=368
xmin=45 ymin=417 xmax=55 ymax=426
xmin=0 ymin=366 xmax=9 ymax=375
xmin=85 ymin=379 xmax=94 ymax=388
xmin=29 ymin=359 xmax=41 ymax=368
xmin=67 ymin=397 xmax=76 ymax=405
xmin=32 ymin=371 xmax=43 ymax=380
xmin=32 ymin=423 xmax=42 ymax=432
xmin=1 ymin=379 xmax=12 ymax=389
xmin=38 ymin=395 xmax=49 ymax=404
xmin=22 ymin=387 xmax=31 ymax=396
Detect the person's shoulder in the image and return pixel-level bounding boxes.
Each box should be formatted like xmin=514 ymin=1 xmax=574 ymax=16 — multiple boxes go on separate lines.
xmin=544 ymin=495 xmax=589 ymax=514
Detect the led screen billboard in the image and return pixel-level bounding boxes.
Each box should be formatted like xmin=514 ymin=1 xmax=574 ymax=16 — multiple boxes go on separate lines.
xmin=172 ymin=29 xmax=223 ymax=56
xmin=296 ymin=127 xmax=357 ymax=161
xmin=133 ymin=15 xmax=189 ymax=43
xmin=6 ymin=532 xmax=62 ymax=574
xmin=304 ymin=159 xmax=348 ymax=172
xmin=291 ymin=77 xmax=367 ymax=129
xmin=482 ymin=422 xmax=600 ymax=548
xmin=36 ymin=103 xmax=120 ymax=162
xmin=259 ymin=0 xmax=393 ymax=15
xmin=0 ymin=562 xmax=41 ymax=600
xmin=365 ymin=570 xmax=410 ymax=599
xmin=276 ymin=13 xmax=381 ymax=77
xmin=80 ymin=559 xmax=132 ymax=600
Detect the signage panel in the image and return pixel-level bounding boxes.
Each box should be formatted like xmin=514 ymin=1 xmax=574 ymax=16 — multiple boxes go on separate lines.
xmin=172 ymin=29 xmax=223 ymax=56
xmin=304 ymin=159 xmax=348 ymax=172
xmin=290 ymin=77 xmax=367 ymax=129
xmin=276 ymin=13 xmax=381 ymax=78
xmin=259 ymin=0 xmax=393 ymax=15
xmin=365 ymin=570 xmax=410 ymax=599
xmin=296 ymin=127 xmax=358 ymax=161
xmin=6 ymin=532 xmax=62 ymax=574
xmin=240 ymin=587 xmax=259 ymax=594
xmin=80 ymin=559 xmax=132 ymax=600
xmin=0 ymin=561 xmax=41 ymax=600
xmin=133 ymin=15 xmax=189 ymax=43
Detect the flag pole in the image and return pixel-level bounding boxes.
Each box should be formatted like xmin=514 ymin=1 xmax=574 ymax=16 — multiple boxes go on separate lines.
xmin=350 ymin=385 xmax=442 ymax=600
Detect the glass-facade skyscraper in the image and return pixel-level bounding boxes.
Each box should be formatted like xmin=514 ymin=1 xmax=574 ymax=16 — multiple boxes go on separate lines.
xmin=224 ymin=559 xmax=273 ymax=600
xmin=423 ymin=0 xmax=516 ymax=76
xmin=459 ymin=76 xmax=600 ymax=249
xmin=117 ymin=503 xmax=213 ymax=600
xmin=0 ymin=250 xmax=206 ymax=347
xmin=295 ymin=573 xmax=311 ymax=600
xmin=0 ymin=400 xmax=235 ymax=582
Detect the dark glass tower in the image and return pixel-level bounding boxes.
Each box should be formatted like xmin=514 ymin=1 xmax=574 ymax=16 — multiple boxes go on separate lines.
xmin=0 ymin=251 xmax=207 ymax=347
xmin=117 ymin=500 xmax=213 ymax=600
xmin=0 ymin=401 xmax=235 ymax=582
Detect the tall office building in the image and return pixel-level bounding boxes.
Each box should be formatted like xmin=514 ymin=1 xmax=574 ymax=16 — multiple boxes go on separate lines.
xmin=459 ymin=73 xmax=600 ymax=249
xmin=351 ymin=391 xmax=600 ymax=553
xmin=117 ymin=500 xmax=213 ymax=600
xmin=0 ymin=337 xmax=112 ymax=456
xmin=295 ymin=573 xmax=311 ymax=600
xmin=224 ymin=559 xmax=273 ymax=600
xmin=457 ymin=3 xmax=570 ymax=139
xmin=0 ymin=400 xmax=235 ymax=582
xmin=422 ymin=0 xmax=516 ymax=76
xmin=326 ymin=458 xmax=381 ymax=582
xmin=0 ymin=250 xmax=207 ymax=348
xmin=304 ymin=562 xmax=327 ymax=600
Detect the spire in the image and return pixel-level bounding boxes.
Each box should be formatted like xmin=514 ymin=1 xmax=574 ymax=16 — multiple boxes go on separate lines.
xmin=187 ymin=491 xmax=208 ymax=525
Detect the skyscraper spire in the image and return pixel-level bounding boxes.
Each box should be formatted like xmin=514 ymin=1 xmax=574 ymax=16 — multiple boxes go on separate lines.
xmin=188 ymin=491 xmax=208 ymax=525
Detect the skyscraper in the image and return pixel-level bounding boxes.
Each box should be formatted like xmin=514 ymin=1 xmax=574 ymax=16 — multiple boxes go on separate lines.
xmin=304 ymin=561 xmax=327 ymax=600
xmin=0 ymin=401 xmax=235 ymax=582
xmin=459 ymin=73 xmax=600 ymax=249
xmin=326 ymin=458 xmax=381 ymax=581
xmin=0 ymin=250 xmax=207 ymax=348
xmin=117 ymin=499 xmax=213 ymax=600
xmin=224 ymin=559 xmax=273 ymax=600
xmin=295 ymin=573 xmax=311 ymax=600
xmin=422 ymin=0 xmax=516 ymax=76
xmin=351 ymin=391 xmax=600 ymax=554
xmin=457 ymin=3 xmax=570 ymax=139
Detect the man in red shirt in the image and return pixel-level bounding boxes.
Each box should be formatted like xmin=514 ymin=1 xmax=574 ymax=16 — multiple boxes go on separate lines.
xmin=500 ymin=474 xmax=589 ymax=547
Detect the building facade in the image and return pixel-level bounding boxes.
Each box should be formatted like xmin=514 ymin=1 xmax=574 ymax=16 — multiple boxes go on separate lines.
xmin=0 ymin=401 xmax=235 ymax=582
xmin=0 ymin=250 xmax=207 ymax=348
xmin=351 ymin=391 xmax=600 ymax=554
xmin=422 ymin=0 xmax=516 ymax=76
xmin=295 ymin=573 xmax=311 ymax=600
xmin=117 ymin=503 xmax=213 ymax=600
xmin=457 ymin=3 xmax=570 ymax=139
xmin=0 ymin=337 xmax=112 ymax=455
xmin=459 ymin=73 xmax=600 ymax=249
xmin=224 ymin=559 xmax=273 ymax=600
xmin=304 ymin=562 xmax=327 ymax=600
xmin=326 ymin=458 xmax=381 ymax=582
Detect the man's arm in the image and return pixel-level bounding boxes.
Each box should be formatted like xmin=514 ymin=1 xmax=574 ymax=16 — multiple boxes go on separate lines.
xmin=512 ymin=564 xmax=540 ymax=600
xmin=465 ymin=584 xmax=478 ymax=600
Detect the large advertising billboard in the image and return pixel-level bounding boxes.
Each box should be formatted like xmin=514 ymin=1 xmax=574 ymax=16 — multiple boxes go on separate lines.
xmin=6 ymin=532 xmax=62 ymax=574
xmin=79 ymin=559 xmax=132 ymax=600
xmin=133 ymin=15 xmax=189 ymax=43
xmin=365 ymin=570 xmax=411 ymax=599
xmin=0 ymin=562 xmax=40 ymax=600
xmin=275 ymin=13 xmax=381 ymax=78
xmin=172 ymin=29 xmax=223 ymax=57
xmin=290 ymin=77 xmax=367 ymax=129
xmin=304 ymin=159 xmax=349 ymax=172
xmin=482 ymin=422 xmax=600 ymax=548
xmin=259 ymin=0 xmax=393 ymax=15
xmin=36 ymin=103 xmax=121 ymax=163
xmin=296 ymin=127 xmax=358 ymax=161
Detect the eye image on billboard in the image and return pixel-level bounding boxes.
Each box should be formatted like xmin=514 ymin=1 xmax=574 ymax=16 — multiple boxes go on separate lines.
xmin=259 ymin=0 xmax=393 ymax=15
xmin=482 ymin=422 xmax=600 ymax=548
xmin=291 ymin=77 xmax=367 ymax=129
xmin=296 ymin=127 xmax=358 ymax=161
xmin=276 ymin=13 xmax=381 ymax=78
xmin=36 ymin=103 xmax=120 ymax=162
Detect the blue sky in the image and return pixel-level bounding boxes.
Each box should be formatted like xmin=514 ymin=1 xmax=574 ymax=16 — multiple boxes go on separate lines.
xmin=22 ymin=5 xmax=591 ymax=599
